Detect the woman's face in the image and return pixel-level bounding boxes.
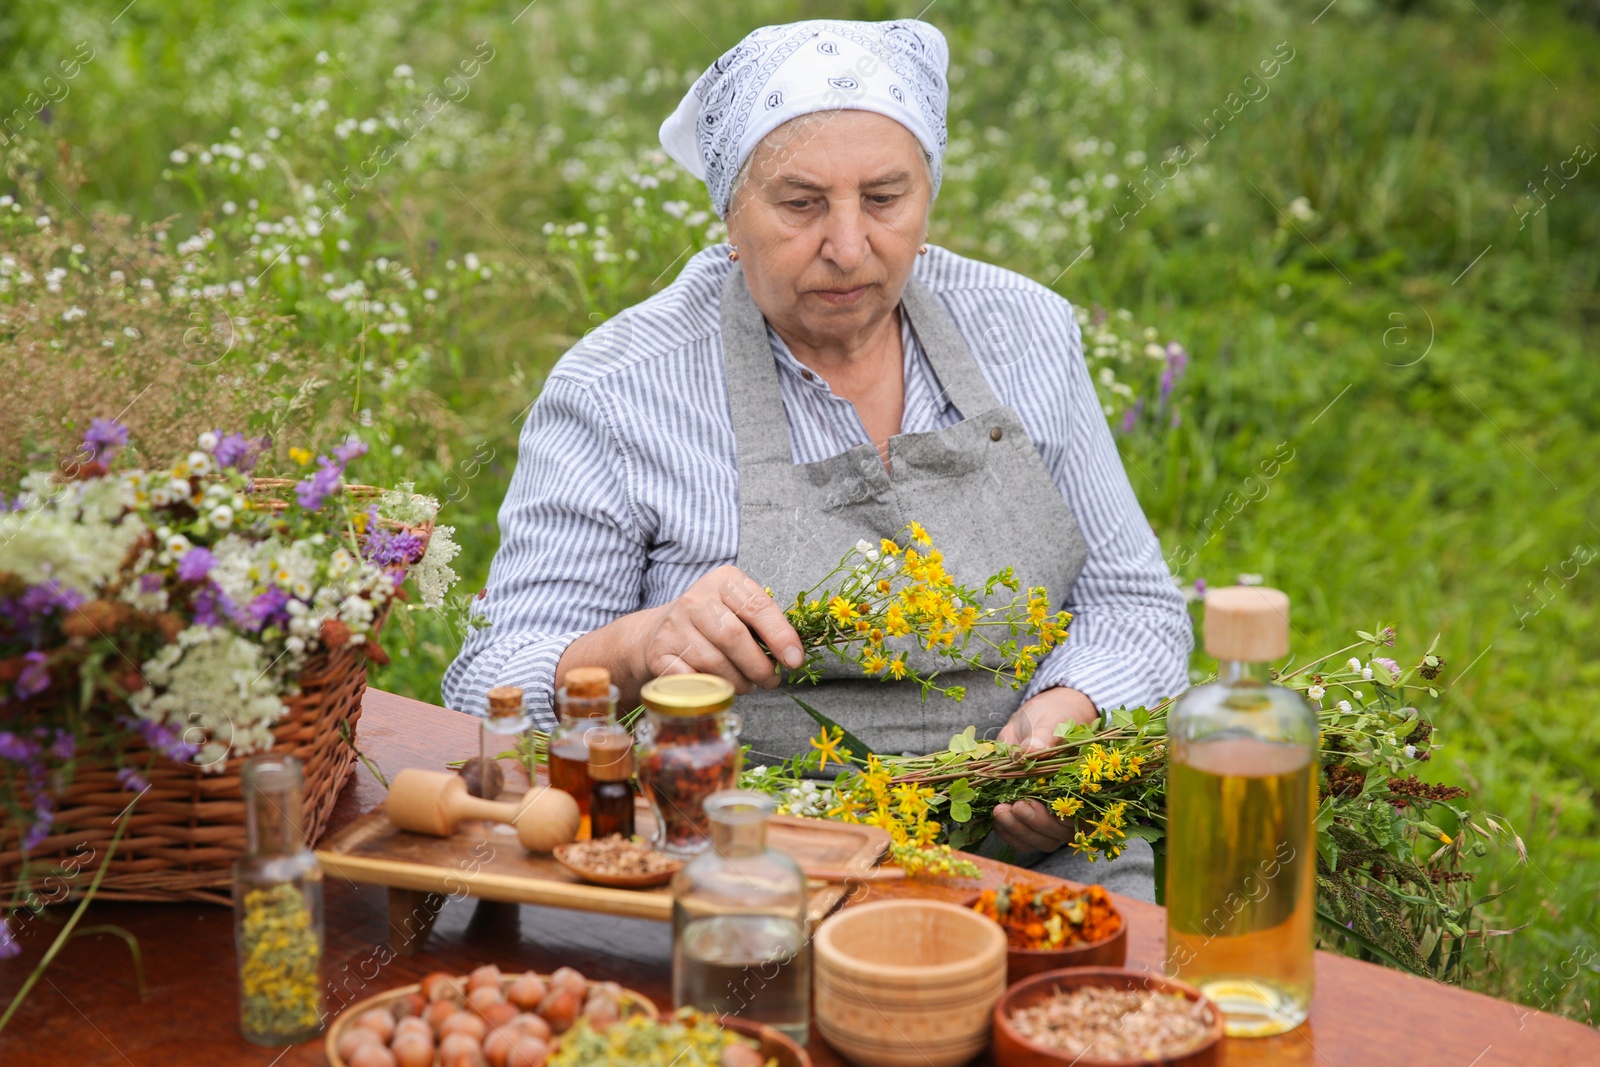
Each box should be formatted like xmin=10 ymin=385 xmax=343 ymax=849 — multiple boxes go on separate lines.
xmin=725 ymin=110 xmax=932 ymax=351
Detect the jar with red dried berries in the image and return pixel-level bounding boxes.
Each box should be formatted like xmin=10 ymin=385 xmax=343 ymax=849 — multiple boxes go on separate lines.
xmin=636 ymin=673 xmax=742 ymax=857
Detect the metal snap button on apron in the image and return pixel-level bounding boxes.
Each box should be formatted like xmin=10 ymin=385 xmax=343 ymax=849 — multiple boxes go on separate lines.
xmin=989 ymin=427 xmax=1003 ymax=441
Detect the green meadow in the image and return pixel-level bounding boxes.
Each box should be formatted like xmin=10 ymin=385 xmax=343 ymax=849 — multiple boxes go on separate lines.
xmin=2 ymin=0 xmax=1595 ymax=1019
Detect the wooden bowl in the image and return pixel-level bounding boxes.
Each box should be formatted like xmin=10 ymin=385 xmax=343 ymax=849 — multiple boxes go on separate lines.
xmin=962 ymin=888 xmax=1129 ymax=985
xmin=553 ymin=841 xmax=683 ymax=888
xmin=992 ymin=967 xmax=1224 ymax=1067
xmin=324 ymin=971 xmax=657 ymax=1066
xmin=1007 ymin=922 xmax=1129 ymax=985
xmin=719 ymin=1015 xmax=813 ymax=1067
xmin=814 ymin=899 xmax=1007 ymax=1067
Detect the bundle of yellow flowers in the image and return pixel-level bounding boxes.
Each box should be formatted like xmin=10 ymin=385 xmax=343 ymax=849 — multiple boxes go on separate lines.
xmin=778 ymin=522 xmax=1072 ymax=701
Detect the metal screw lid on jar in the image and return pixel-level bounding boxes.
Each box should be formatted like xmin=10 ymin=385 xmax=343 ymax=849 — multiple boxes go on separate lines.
xmin=638 ymin=673 xmax=735 ymax=716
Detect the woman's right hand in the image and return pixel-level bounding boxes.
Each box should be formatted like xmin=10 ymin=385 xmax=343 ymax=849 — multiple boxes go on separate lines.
xmin=635 ymin=565 xmax=805 ymax=694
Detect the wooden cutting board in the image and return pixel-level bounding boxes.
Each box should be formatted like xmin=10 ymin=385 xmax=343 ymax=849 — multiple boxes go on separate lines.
xmin=316 ymin=793 xmax=890 ymax=945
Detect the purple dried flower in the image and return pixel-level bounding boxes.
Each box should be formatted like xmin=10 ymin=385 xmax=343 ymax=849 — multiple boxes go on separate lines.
xmin=294 ymin=456 xmax=343 ymax=511
xmin=139 ymin=720 xmax=199 ymax=763
xmin=213 ymin=432 xmax=269 ymax=472
xmin=0 ymin=731 xmax=40 ymax=762
xmin=82 ymin=418 xmax=129 ymax=461
xmin=0 ymin=918 xmax=18 ymax=959
xmin=177 ymin=547 xmax=216 ymax=583
xmin=333 ymin=438 xmax=368 ymax=466
xmin=50 ymin=730 xmax=74 ymax=761
xmin=15 ymin=652 xmax=51 ymax=700
xmin=364 ymin=526 xmax=426 ymax=567
xmin=18 ymin=581 xmax=85 ymax=616
xmin=246 ymin=587 xmax=291 ymax=632
xmin=116 ymin=766 xmax=149 ymax=793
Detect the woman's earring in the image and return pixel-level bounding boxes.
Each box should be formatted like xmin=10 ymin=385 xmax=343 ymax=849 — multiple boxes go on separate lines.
xmin=728 ymin=244 xmax=740 ymax=262
xmin=918 ymin=244 xmax=928 ymax=256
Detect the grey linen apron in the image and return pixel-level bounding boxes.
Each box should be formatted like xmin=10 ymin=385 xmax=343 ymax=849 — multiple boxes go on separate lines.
xmin=718 ymin=265 xmax=1157 ymax=900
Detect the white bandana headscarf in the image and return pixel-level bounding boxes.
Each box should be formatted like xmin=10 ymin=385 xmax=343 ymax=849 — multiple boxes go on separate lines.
xmin=659 ymin=18 xmax=950 ymax=220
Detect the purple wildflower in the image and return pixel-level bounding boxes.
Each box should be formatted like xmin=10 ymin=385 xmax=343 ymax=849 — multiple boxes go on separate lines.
xmin=116 ymin=766 xmax=150 ymax=793
xmin=364 ymin=526 xmax=426 ymax=567
xmin=1373 ymin=656 xmax=1401 ymax=678
xmin=177 ymin=547 xmax=216 ymax=583
xmin=1118 ymin=397 xmax=1144 ymax=435
xmin=0 ymin=918 xmax=18 ymax=959
xmin=213 ymin=432 xmax=269 ymax=472
xmin=139 ymin=572 xmax=164 ymax=595
xmin=1159 ymin=344 xmax=1189 ymax=408
xmin=0 ymin=731 xmax=40 ymax=762
xmin=1194 ymin=578 xmax=1208 ymax=596
xmin=139 ymin=719 xmax=199 ymax=763
xmin=191 ymin=584 xmax=227 ymax=628
xmin=333 ymin=438 xmax=368 ymax=466
xmin=15 ymin=652 xmax=52 ymax=700
xmin=18 ymin=581 xmax=85 ymax=616
xmin=82 ymin=418 xmax=129 ymax=462
xmin=294 ymin=456 xmax=344 ymax=511
xmin=51 ymin=730 xmax=75 ymax=761
xmin=246 ymin=586 xmax=291 ymax=632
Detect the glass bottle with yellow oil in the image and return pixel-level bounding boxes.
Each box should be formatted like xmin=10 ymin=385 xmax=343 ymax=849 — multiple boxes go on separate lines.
xmin=1166 ymin=585 xmax=1317 ymax=1037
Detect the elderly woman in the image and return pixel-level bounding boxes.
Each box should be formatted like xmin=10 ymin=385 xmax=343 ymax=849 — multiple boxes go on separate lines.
xmin=443 ymin=18 xmax=1191 ymax=899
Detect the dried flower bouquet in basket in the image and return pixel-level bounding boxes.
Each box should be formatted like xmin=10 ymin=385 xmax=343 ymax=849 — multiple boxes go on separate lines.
xmin=0 ymin=420 xmax=460 ymax=888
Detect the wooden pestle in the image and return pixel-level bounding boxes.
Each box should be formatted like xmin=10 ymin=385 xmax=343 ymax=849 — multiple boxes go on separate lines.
xmin=387 ymin=768 xmax=578 ymax=853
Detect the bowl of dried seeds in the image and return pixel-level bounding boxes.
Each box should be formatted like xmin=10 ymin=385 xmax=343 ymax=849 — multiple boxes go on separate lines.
xmin=993 ymin=967 xmax=1224 ymax=1067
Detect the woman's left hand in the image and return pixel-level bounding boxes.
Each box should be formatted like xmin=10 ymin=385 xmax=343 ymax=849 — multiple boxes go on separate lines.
xmin=991 ymin=686 xmax=1099 ymax=854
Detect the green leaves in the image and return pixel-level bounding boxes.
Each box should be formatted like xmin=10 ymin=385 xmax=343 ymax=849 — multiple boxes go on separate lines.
xmin=789 ymin=694 xmax=878 ymax=761
xmin=948 ymin=778 xmax=977 ymax=823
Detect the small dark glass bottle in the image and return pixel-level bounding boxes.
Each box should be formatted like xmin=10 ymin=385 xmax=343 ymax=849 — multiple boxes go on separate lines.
xmin=587 ymin=726 xmax=636 ymax=840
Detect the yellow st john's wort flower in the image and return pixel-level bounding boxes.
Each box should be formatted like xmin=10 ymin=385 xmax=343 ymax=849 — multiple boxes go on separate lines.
xmin=810 ymin=726 xmax=846 ymax=771
xmin=288 ymin=446 xmax=314 ymax=466
xmin=827 ymin=596 xmax=860 ymax=625
xmin=1051 ymin=796 xmax=1084 ymax=819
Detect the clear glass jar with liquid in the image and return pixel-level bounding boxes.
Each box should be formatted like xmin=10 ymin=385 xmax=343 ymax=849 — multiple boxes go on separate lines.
xmin=1165 ymin=585 xmax=1318 ymax=1037
xmin=671 ymin=790 xmax=809 ymax=1043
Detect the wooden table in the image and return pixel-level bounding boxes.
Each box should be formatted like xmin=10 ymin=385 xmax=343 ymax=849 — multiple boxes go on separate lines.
xmin=3 ymin=688 xmax=1596 ymax=1066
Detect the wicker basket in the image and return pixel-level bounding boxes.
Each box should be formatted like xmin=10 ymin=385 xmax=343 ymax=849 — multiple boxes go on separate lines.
xmin=0 ymin=481 xmax=429 ymax=905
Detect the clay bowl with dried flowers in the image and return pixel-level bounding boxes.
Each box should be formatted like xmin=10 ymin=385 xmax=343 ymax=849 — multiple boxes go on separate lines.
xmin=993 ymin=967 xmax=1223 ymax=1067
xmin=719 ymin=1015 xmax=813 ymax=1067
xmin=966 ymin=881 xmax=1129 ymax=986
xmin=554 ymin=835 xmax=683 ymax=888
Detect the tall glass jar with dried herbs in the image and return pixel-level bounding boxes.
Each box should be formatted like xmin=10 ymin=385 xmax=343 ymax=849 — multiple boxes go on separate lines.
xmin=636 ymin=673 xmax=742 ymax=857
xmin=232 ymin=754 xmax=324 ymax=1046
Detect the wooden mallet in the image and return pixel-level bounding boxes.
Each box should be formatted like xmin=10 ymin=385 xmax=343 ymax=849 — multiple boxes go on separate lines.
xmin=386 ymin=768 xmax=580 ymax=853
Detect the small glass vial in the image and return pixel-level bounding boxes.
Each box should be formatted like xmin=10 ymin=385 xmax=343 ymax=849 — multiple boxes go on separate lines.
xmin=478 ymin=686 xmax=531 ymax=834
xmin=233 ymin=755 xmax=324 ymax=1046
xmin=587 ymin=726 xmax=636 ymax=840
xmin=1165 ymin=586 xmax=1318 ymax=1037
xmin=636 ymin=674 xmax=742 ymax=857
xmin=672 ymin=790 xmax=809 ymax=1043
xmin=548 ymin=667 xmax=618 ymax=817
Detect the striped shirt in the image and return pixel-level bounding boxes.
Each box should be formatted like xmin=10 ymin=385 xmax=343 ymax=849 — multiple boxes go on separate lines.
xmin=442 ymin=244 xmax=1193 ymax=730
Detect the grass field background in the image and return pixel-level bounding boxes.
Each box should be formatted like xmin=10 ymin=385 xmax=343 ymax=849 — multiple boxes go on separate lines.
xmin=2 ymin=0 xmax=1596 ymax=1020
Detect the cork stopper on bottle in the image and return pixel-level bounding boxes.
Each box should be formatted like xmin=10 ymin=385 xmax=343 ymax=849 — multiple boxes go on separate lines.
xmin=587 ymin=728 xmax=634 ymax=781
xmin=1203 ymin=586 xmax=1291 ymax=663
xmin=563 ymin=667 xmax=611 ymax=699
xmin=485 ymin=686 xmax=524 ymax=717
